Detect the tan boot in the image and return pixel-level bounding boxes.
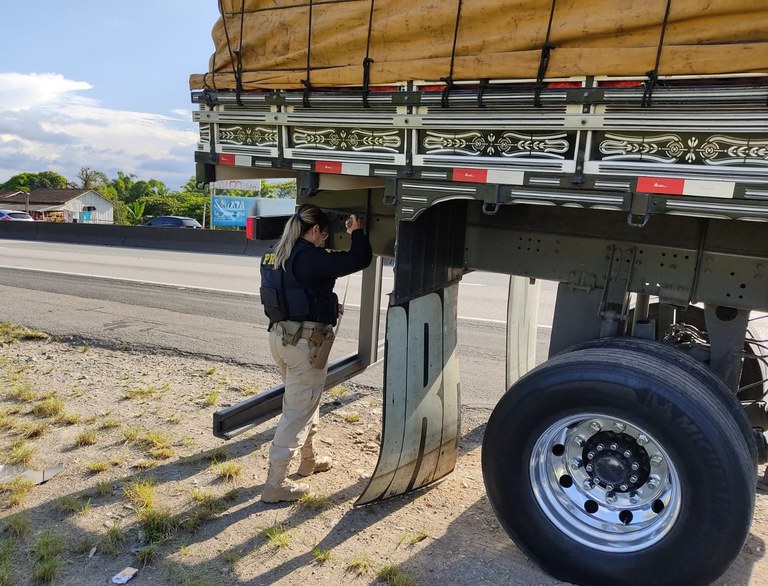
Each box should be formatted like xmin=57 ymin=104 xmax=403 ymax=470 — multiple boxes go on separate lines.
xmin=262 ymin=461 xmax=309 ymax=503
xmin=296 ymin=434 xmax=334 ymax=477
xmin=297 ymin=455 xmax=333 ymax=477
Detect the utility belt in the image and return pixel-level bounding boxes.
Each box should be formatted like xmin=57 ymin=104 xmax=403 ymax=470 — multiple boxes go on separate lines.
xmin=275 ymin=320 xmax=335 ymax=369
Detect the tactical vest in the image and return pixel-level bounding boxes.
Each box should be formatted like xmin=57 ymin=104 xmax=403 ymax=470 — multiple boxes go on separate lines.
xmin=260 ymin=245 xmax=338 ymax=325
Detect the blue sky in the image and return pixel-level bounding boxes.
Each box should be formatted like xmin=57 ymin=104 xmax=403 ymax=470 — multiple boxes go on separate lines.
xmin=0 ymin=1 xmax=221 ymax=191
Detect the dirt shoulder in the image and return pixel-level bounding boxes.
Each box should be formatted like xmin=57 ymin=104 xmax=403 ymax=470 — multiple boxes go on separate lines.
xmin=0 ymin=332 xmax=766 ymax=585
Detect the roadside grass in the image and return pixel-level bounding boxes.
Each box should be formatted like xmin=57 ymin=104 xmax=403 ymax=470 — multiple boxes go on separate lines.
xmin=0 ymin=539 xmax=15 ymax=586
xmin=31 ymin=396 xmax=64 ymax=419
xmin=122 ymin=428 xmax=174 ymax=460
xmin=0 ymin=478 xmax=35 ymax=507
xmin=328 ymin=386 xmax=348 ymax=399
xmin=399 ymin=530 xmax=428 ymax=546
xmin=344 ymin=413 xmax=361 ymax=423
xmin=7 ymin=382 xmax=36 ymax=403
xmin=123 ymin=386 xmax=159 ymax=400
xmin=261 ymin=524 xmax=291 ymax=550
xmin=57 ymin=495 xmax=91 ymax=515
xmin=100 ymin=522 xmax=125 ymax=555
xmin=55 ymin=412 xmax=81 ymax=425
xmin=377 ymin=564 xmax=416 ymax=586
xmin=347 ymin=554 xmax=372 ymax=576
xmin=15 ymin=420 xmax=49 ymax=438
xmin=202 ymin=390 xmax=219 ymax=406
xmin=33 ymin=528 xmax=65 ymax=583
xmin=312 ymin=546 xmax=331 ymax=563
xmin=0 ymin=323 xmax=49 ymax=344
xmin=124 ymin=478 xmax=155 ymax=509
xmin=6 ymin=438 xmax=34 ymax=465
xmin=86 ymin=461 xmax=109 ymax=474
xmin=99 ymin=418 xmax=121 ymax=429
xmin=212 ymin=461 xmax=242 ymax=482
xmin=95 ymin=480 xmax=115 ymax=496
xmin=4 ymin=512 xmax=29 ymax=537
xmin=298 ymin=493 xmax=329 ymax=510
xmin=73 ymin=429 xmax=98 ymax=447
xmin=137 ymin=507 xmax=179 ymax=543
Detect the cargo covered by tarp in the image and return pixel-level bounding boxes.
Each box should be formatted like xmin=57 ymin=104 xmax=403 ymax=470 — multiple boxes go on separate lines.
xmin=189 ymin=0 xmax=768 ymax=91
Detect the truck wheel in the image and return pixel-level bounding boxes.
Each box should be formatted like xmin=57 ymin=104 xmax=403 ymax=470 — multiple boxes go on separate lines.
xmin=482 ymin=347 xmax=754 ymax=586
xmin=564 ymin=337 xmax=757 ymax=469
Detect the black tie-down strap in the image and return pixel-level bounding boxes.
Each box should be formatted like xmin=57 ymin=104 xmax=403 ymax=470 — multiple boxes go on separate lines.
xmin=642 ymin=0 xmax=672 ymax=107
xmin=534 ymin=0 xmax=557 ymax=108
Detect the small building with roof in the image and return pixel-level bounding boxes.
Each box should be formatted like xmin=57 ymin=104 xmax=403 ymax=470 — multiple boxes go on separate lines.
xmin=0 ymin=189 xmax=114 ymax=224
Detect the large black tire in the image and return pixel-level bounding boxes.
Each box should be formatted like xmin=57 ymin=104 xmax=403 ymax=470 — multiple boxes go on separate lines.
xmin=482 ymin=347 xmax=754 ymax=586
xmin=564 ymin=337 xmax=757 ymax=470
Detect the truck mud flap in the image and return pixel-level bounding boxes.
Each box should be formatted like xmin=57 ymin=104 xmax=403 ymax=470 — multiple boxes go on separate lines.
xmin=357 ymin=284 xmax=461 ymax=505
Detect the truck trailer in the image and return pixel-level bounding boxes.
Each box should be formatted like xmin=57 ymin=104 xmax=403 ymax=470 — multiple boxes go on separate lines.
xmin=191 ymin=2 xmax=768 ymax=584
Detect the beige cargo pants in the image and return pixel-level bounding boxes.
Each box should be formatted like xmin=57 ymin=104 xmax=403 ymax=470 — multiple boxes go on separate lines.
xmin=268 ymin=327 xmax=329 ymax=467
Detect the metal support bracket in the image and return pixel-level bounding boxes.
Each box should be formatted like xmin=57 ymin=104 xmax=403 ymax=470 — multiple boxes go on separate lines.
xmin=599 ymin=245 xmax=636 ymax=336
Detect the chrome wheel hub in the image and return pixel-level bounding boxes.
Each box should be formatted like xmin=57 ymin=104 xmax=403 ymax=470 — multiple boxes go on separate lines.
xmin=531 ymin=414 xmax=681 ymax=552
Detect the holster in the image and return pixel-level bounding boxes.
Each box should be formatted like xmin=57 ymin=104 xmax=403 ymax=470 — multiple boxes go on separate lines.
xmin=308 ymin=324 xmax=335 ymax=369
xmin=279 ymin=321 xmax=303 ymax=346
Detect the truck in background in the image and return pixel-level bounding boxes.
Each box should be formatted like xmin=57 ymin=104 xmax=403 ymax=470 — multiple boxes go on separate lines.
xmin=192 ymin=2 xmax=768 ymax=584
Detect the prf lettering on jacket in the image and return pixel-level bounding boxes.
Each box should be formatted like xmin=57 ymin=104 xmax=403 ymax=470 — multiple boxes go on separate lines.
xmin=263 ymin=253 xmax=276 ymax=266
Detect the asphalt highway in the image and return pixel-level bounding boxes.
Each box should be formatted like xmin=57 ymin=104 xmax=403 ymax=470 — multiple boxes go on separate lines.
xmin=0 ymin=240 xmax=557 ymax=409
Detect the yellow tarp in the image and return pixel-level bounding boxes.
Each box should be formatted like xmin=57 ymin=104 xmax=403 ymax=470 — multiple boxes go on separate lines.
xmin=190 ymin=0 xmax=768 ymax=90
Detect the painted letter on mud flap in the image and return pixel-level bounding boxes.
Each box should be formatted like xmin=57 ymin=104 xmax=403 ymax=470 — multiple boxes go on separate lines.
xmin=357 ymin=284 xmax=461 ymax=504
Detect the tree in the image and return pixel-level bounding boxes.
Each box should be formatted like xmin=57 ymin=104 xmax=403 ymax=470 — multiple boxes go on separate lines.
xmin=259 ymin=179 xmax=296 ymax=199
xmin=128 ymin=179 xmax=168 ymax=203
xmin=77 ymin=167 xmax=109 ymax=189
xmin=2 ymin=171 xmax=68 ymax=191
xmin=125 ymin=201 xmax=146 ymax=225
xmin=110 ymin=171 xmax=137 ymax=202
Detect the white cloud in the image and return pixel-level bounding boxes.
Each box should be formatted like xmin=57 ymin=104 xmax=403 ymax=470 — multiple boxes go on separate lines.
xmin=0 ymin=72 xmax=197 ymax=190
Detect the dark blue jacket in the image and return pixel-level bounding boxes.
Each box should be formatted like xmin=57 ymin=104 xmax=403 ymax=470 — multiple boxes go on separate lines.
xmin=261 ymin=229 xmax=372 ymax=326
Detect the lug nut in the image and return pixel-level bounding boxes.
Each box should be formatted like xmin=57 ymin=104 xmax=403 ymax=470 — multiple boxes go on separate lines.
xmin=631 ymin=462 xmax=639 ymax=471
xmin=647 ymin=477 xmax=659 ymax=490
xmin=610 ymin=443 xmax=618 ymax=451
xmin=596 ymin=444 xmax=604 ymax=451
xmin=571 ymin=458 xmax=582 ymax=468
xmin=620 ymin=484 xmax=628 ymax=491
xmin=587 ymin=451 xmax=595 ymax=460
xmin=629 ymin=492 xmax=639 ymax=505
xmin=630 ymin=475 xmax=638 ymax=483
xmin=650 ymin=454 xmax=663 ymax=466
xmin=589 ymin=421 xmax=602 ymax=432
xmin=636 ymin=434 xmax=649 ymax=446
xmin=613 ymin=422 xmax=626 ymax=433
xmin=624 ymin=450 xmax=632 ymax=458
xmin=606 ymin=492 xmax=617 ymax=504
xmin=606 ymin=484 xmax=614 ymax=491
xmin=586 ymin=464 xmax=594 ymax=472
xmin=574 ymin=436 xmax=585 ymax=447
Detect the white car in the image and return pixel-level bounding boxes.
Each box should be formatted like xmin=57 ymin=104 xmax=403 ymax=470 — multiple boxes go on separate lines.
xmin=0 ymin=210 xmax=34 ymax=221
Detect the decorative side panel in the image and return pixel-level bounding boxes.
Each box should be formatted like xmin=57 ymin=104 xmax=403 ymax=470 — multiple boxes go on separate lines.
xmin=290 ymin=127 xmax=405 ymax=154
xmin=593 ymin=132 xmax=768 ymax=167
xmin=418 ymin=130 xmax=576 ymax=160
xmin=217 ymin=124 xmax=278 ymax=148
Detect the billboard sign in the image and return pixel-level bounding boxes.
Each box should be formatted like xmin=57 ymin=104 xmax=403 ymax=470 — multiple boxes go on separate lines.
xmin=211 ymin=195 xmax=258 ymax=227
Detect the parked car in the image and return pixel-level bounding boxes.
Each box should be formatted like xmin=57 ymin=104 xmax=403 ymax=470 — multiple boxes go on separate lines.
xmin=143 ymin=216 xmax=203 ymax=229
xmin=0 ymin=210 xmax=34 ymax=221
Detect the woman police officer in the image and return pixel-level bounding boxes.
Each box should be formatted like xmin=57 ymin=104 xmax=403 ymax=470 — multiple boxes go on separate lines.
xmin=259 ymin=204 xmax=372 ymax=503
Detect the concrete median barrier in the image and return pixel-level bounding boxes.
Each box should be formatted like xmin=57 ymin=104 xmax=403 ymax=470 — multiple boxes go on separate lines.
xmin=0 ymin=222 xmax=273 ymax=256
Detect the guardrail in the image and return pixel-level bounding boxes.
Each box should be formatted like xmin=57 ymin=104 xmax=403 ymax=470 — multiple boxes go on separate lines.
xmin=0 ymin=220 xmax=282 ymax=256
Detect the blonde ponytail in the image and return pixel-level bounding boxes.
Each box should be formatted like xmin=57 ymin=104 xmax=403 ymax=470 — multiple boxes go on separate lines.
xmin=272 ymin=204 xmax=330 ymax=270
